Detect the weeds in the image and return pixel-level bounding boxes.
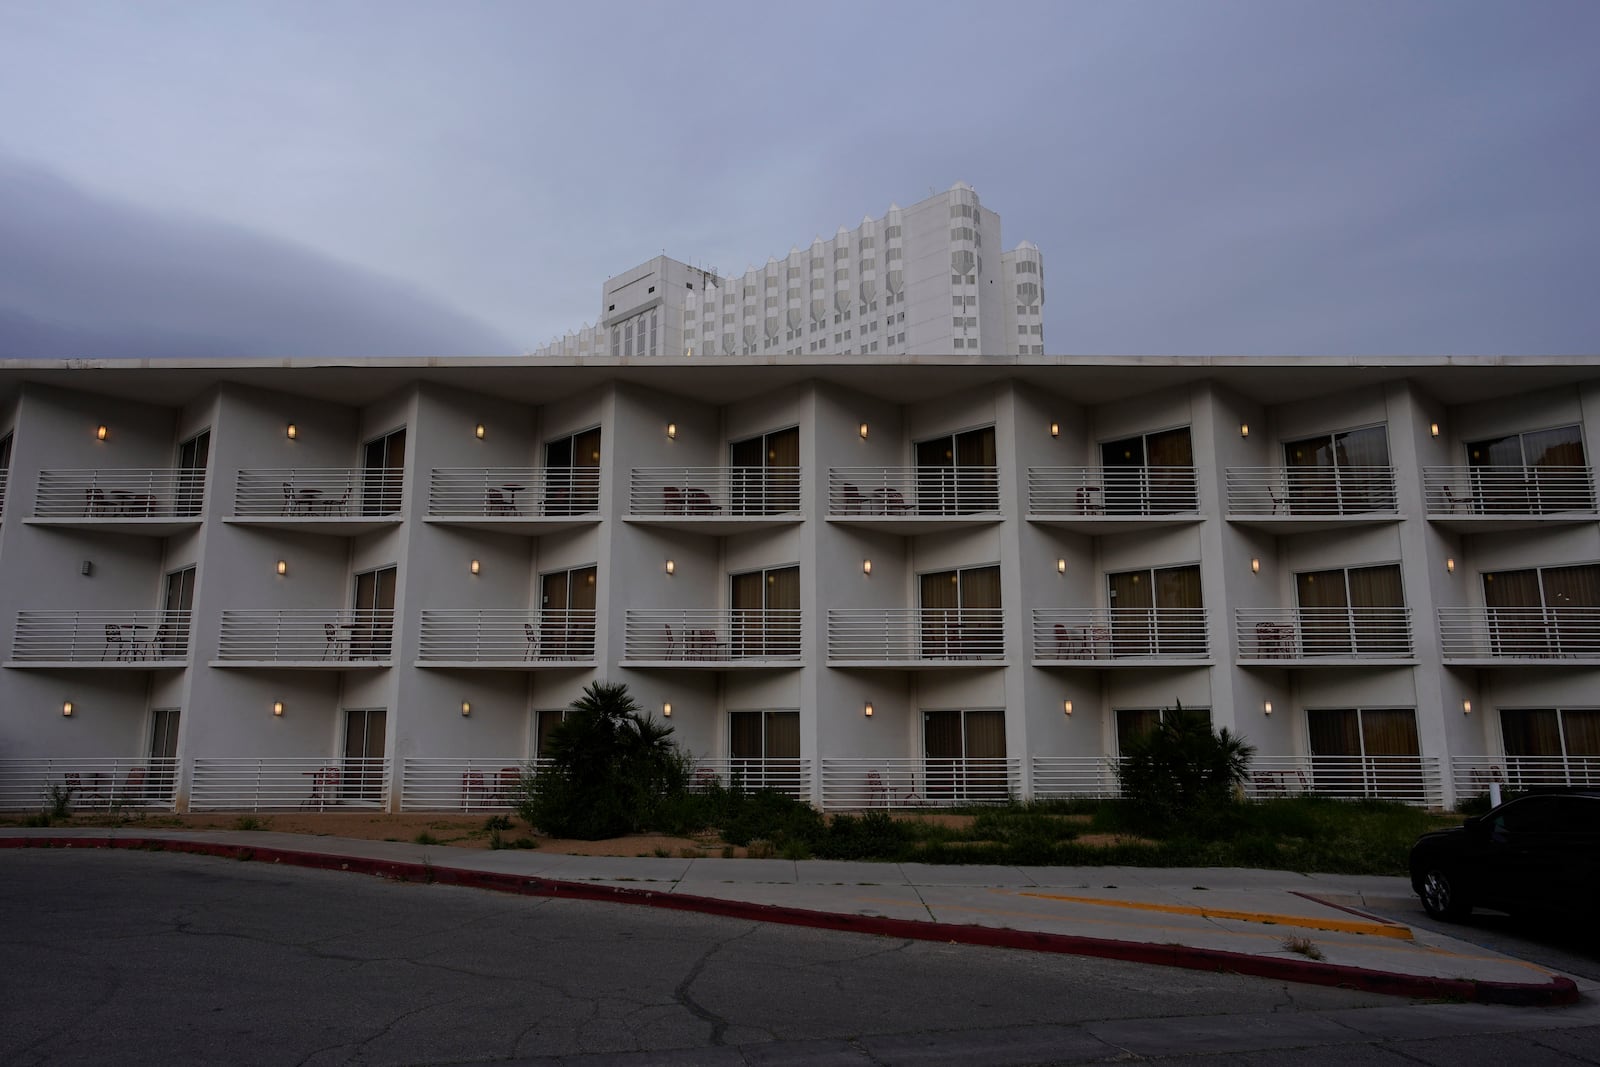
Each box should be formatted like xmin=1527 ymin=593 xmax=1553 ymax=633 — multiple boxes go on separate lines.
xmin=1281 ymin=935 xmax=1325 ymax=961
xmin=232 ymin=816 xmax=264 ymax=831
xmin=45 ymin=783 xmax=74 ymax=820
xmin=413 ymin=831 xmax=440 ymax=846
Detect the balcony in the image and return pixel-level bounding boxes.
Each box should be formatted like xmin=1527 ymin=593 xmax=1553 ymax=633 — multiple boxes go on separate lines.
xmin=1026 ymin=466 xmax=1200 ymax=532
xmin=1423 ymin=466 xmax=1597 ymax=532
xmin=626 ymin=466 xmax=801 ymax=533
xmin=426 ymin=467 xmax=600 ymax=534
xmin=1437 ymin=607 xmax=1600 ymax=665
xmin=819 ymin=757 xmax=1019 ymax=810
xmin=1225 ymin=466 xmax=1399 ymax=530
xmin=623 ymin=609 xmax=802 ymax=668
xmin=211 ymin=609 xmax=395 ymax=668
xmin=1235 ymin=607 xmax=1414 ymax=665
xmin=1030 ymin=757 xmax=1120 ymax=800
xmin=400 ymin=758 xmax=542 ymax=811
xmin=189 ymin=757 xmax=389 ymax=810
xmin=827 ymin=608 xmax=1004 ymax=668
xmin=7 ymin=610 xmax=191 ymax=669
xmin=1245 ymin=756 xmax=1443 ymax=807
xmin=1031 ymin=608 xmax=1209 ymax=667
xmin=827 ymin=467 xmax=1001 ymax=533
xmin=1451 ymin=756 xmax=1600 ymax=799
xmin=415 ymin=609 xmax=596 ymax=668
xmin=27 ymin=469 xmax=205 ymax=535
xmin=228 ymin=468 xmax=402 ymax=534
xmin=0 ymin=757 xmax=179 ymax=811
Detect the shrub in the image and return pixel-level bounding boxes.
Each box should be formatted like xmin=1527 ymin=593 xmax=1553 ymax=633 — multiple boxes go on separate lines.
xmin=1116 ymin=702 xmax=1254 ymax=834
xmin=517 ymin=681 xmax=691 ymax=839
xmin=815 ymin=811 xmax=914 ymax=860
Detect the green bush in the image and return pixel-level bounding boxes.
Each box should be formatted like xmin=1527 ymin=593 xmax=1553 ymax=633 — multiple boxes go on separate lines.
xmin=815 ymin=811 xmax=914 ymax=860
xmin=1115 ymin=702 xmax=1254 ymax=834
xmin=516 ymin=681 xmax=691 ymax=839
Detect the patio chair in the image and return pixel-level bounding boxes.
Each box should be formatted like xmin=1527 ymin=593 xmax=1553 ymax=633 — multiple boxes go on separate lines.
xmin=460 ymin=769 xmax=486 ymax=811
xmin=282 ymin=482 xmax=297 ymax=515
xmin=323 ymin=623 xmax=347 ymax=660
xmin=486 ymin=488 xmax=513 ymax=514
xmin=662 ymin=485 xmax=684 ymax=514
xmin=1052 ymin=623 xmax=1072 ymax=657
xmin=120 ymin=766 xmax=148 ymax=804
xmin=838 ymin=482 xmax=867 ymax=514
xmin=497 ymin=766 xmax=522 ymax=803
xmin=102 ymin=623 xmax=127 ymax=661
xmin=523 ymin=622 xmax=537 ymax=660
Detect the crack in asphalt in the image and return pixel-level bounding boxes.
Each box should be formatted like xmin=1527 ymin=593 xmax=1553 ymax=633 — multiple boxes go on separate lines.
xmin=671 ymin=922 xmax=760 ymax=1045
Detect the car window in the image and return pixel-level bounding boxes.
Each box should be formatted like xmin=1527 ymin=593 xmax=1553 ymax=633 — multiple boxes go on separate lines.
xmin=1492 ymin=796 xmax=1561 ymax=834
xmin=1556 ymin=797 xmax=1600 ymax=832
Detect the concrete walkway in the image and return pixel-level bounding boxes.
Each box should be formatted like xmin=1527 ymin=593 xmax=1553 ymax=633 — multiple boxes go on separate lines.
xmin=2 ymin=827 xmax=1587 ymax=1006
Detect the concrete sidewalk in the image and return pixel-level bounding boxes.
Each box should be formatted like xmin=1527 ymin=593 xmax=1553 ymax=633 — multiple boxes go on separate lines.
xmin=1 ymin=827 xmax=1587 ymax=1006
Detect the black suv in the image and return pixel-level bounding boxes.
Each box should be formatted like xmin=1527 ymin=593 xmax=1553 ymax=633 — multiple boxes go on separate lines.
xmin=1409 ymin=789 xmax=1600 ymax=924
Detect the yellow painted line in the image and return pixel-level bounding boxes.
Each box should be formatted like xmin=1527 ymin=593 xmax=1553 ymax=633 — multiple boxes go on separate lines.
xmin=1017 ymin=891 xmax=1413 ymax=941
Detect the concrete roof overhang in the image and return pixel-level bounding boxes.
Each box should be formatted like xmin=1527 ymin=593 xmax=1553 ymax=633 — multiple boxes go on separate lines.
xmin=0 ymin=354 xmax=1595 ymax=410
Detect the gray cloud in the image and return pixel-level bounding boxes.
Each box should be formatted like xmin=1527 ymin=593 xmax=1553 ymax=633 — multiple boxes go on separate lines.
xmin=0 ymin=156 xmax=513 ymax=359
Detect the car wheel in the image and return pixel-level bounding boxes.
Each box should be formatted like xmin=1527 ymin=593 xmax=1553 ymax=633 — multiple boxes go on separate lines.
xmin=1419 ymin=868 xmax=1471 ymax=921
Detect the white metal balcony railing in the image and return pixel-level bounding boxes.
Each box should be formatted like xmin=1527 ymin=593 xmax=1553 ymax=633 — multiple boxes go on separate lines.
xmin=1437 ymin=607 xmax=1600 ymax=661
xmin=34 ymin=468 xmax=206 ymax=519
xmin=1245 ymin=756 xmax=1443 ymax=807
xmin=417 ymin=609 xmax=596 ymax=663
xmin=0 ymin=468 xmax=10 ymax=518
xmin=0 ymin=758 xmax=180 ymax=811
xmin=1225 ymin=466 xmax=1398 ymax=516
xmin=688 ymin=758 xmax=813 ymax=799
xmin=189 ymin=757 xmax=390 ymax=811
xmin=1236 ymin=607 xmax=1413 ymax=660
xmin=428 ymin=467 xmax=599 ymax=517
xmin=828 ymin=467 xmax=1000 ymax=516
xmin=11 ymin=610 xmax=192 ymax=664
xmin=1030 ymin=757 xmax=1120 ymax=799
xmin=629 ymin=467 xmax=800 ymax=516
xmin=1423 ymin=466 xmax=1596 ymax=516
xmin=1032 ymin=608 xmax=1209 ymax=662
xmin=1027 ymin=466 xmax=1199 ymax=516
xmin=233 ymin=468 xmax=402 ymax=518
xmin=400 ymin=758 xmax=547 ymax=811
xmin=625 ymin=609 xmax=802 ymax=663
xmin=1451 ymin=756 xmax=1600 ymax=798
xmin=216 ymin=610 xmax=396 ymax=663
xmin=819 ymin=757 xmax=1019 ymax=810
xmin=828 ymin=608 xmax=1004 ymax=662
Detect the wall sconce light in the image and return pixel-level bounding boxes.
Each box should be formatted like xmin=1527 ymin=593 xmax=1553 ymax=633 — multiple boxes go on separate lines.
xmin=470 ymin=559 xmax=481 ymax=575
xmin=61 ymin=700 xmax=74 ymax=717
xmin=1049 ymin=421 xmax=1060 ymax=438
xmin=1263 ymin=701 xmax=1273 ymax=715
xmin=80 ymin=560 xmax=93 ymax=576
xmin=474 ymin=423 xmax=486 ymax=440
xmin=1250 ymin=558 xmax=1261 ymax=574
xmin=1446 ymin=558 xmax=1456 ymax=574
xmin=276 ymin=560 xmax=288 ymax=576
xmin=662 ymin=702 xmax=672 ymax=718
xmin=1430 ymin=423 xmax=1440 ymax=438
xmin=286 ymin=423 xmax=298 ymax=440
xmin=664 ymin=559 xmax=675 ymax=576
xmin=1462 ymin=699 xmax=1472 ymax=715
xmin=1062 ymin=700 xmax=1073 ymax=716
xmin=1239 ymin=424 xmax=1249 ymax=438
xmin=862 ymin=558 xmax=872 ymax=576
xmin=460 ymin=701 xmax=471 ymax=717
xmin=858 ymin=422 xmax=869 ymax=440
xmin=96 ymin=425 xmax=108 ymax=441
xmin=666 ymin=422 xmax=677 ymax=439
xmin=1056 ymin=558 xmax=1067 ymax=575
xmin=863 ymin=701 xmax=874 ymax=718
xmin=272 ymin=701 xmax=284 ymax=717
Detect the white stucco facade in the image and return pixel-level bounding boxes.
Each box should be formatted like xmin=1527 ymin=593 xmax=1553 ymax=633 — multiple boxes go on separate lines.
xmin=0 ymin=353 xmax=1596 ymax=813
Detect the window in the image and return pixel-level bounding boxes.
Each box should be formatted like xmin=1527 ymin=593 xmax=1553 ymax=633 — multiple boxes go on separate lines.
xmin=1467 ymin=424 xmax=1589 ymax=513
xmin=731 ymin=565 xmax=799 ymax=657
xmin=729 ymin=427 xmax=799 ymax=515
xmin=160 ymin=566 xmax=195 ymax=658
xmin=1295 ymin=564 xmax=1407 ymax=656
xmin=362 ymin=428 xmax=406 ymax=515
xmin=1482 ymin=563 xmax=1600 ymax=656
xmin=351 ymin=566 xmax=397 ymax=659
xmin=730 ymin=710 xmax=801 ymax=790
xmin=544 ymin=427 xmax=601 ymax=514
xmin=924 ymin=708 xmax=1006 ymax=799
xmin=175 ymin=429 xmax=209 ymax=516
xmin=148 ymin=707 xmax=180 ymax=798
xmin=1283 ymin=425 xmax=1391 ymax=514
xmin=540 ymin=566 xmax=597 ymax=658
xmin=343 ymin=708 xmax=387 ymax=803
xmin=1100 ymin=427 xmax=1195 ymax=514
xmin=915 ymin=426 xmax=997 ymax=514
xmin=1115 ymin=706 xmax=1211 ymax=754
xmin=1307 ymin=707 xmax=1420 ymax=798
xmin=1106 ymin=565 xmax=1204 ymax=656
xmin=534 ymin=709 xmax=567 ymax=759
xmin=1500 ymin=708 xmax=1600 ymax=786
xmin=920 ymin=565 xmax=1001 ymax=658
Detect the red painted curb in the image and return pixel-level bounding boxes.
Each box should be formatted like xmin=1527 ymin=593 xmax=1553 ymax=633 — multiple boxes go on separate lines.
xmin=2 ymin=835 xmax=1579 ymax=1007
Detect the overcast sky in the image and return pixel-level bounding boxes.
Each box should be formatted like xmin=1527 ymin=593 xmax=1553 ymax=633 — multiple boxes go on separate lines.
xmin=1 ymin=0 xmax=1596 ymax=358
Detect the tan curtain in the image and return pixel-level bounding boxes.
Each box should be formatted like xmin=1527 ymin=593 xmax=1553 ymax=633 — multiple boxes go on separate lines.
xmin=1348 ymin=564 xmax=1405 ymax=654
xmin=1359 ymin=709 xmax=1419 ymax=756
xmin=1115 ymin=709 xmax=1159 ymax=753
xmin=921 ymin=570 xmax=959 ymax=610
xmin=765 ymin=567 xmax=800 ymax=654
xmin=767 ymin=428 xmax=800 ymax=511
xmin=1562 ymin=710 xmax=1600 ymax=757
xmin=1109 ymin=570 xmax=1152 ymax=656
xmin=1296 ymin=570 xmax=1347 ymax=609
xmin=960 ymin=565 xmax=1002 ymax=610
xmin=1335 ymin=425 xmax=1390 ymax=467
xmin=766 ymin=566 xmax=800 ymax=610
xmin=1156 ymin=565 xmax=1203 ymax=654
xmin=921 ymin=571 xmax=958 ymax=657
xmin=730 ymin=712 xmax=764 ymax=759
xmin=1156 ymin=565 xmax=1202 ymax=608
xmin=1483 ymin=569 xmax=1541 ymax=608
xmin=956 ymin=426 xmax=996 ymax=467
xmin=963 ymin=711 xmax=1007 ymax=758
xmin=1501 ymin=709 xmax=1563 ymax=756
xmin=765 ymin=712 xmax=801 ymax=759
xmin=1307 ymin=709 xmax=1360 ymax=756
xmin=1525 ymin=424 xmax=1584 ymax=468
xmin=1541 ymin=563 xmax=1600 ymax=607
xmin=1347 ymin=564 xmax=1403 ymax=607
xmin=1146 ymin=427 xmax=1193 ymax=466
